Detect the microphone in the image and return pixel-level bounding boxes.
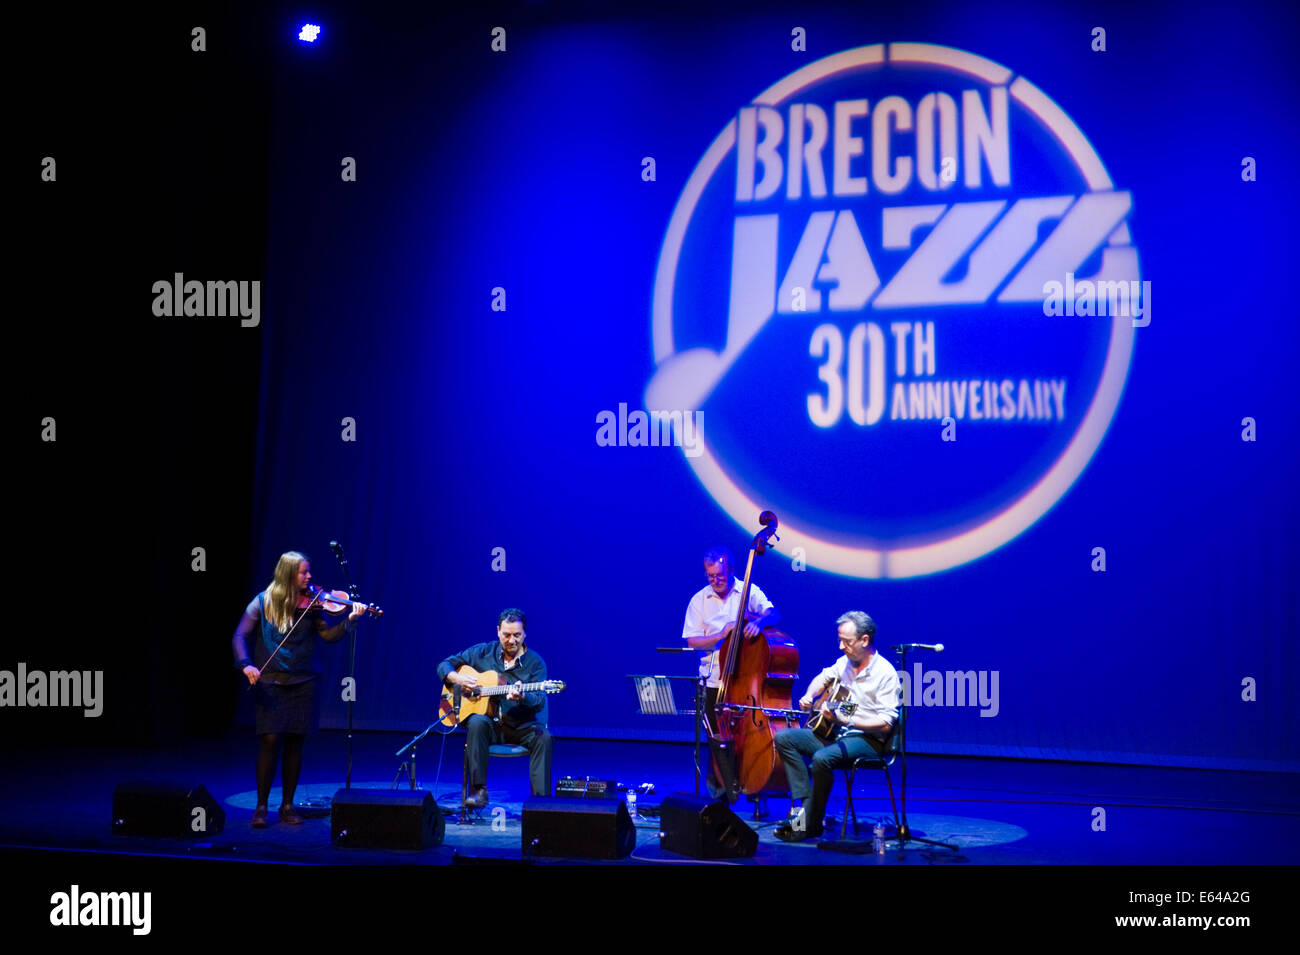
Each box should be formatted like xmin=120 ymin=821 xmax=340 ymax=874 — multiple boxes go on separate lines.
xmin=892 ymin=643 xmax=944 ymax=652
xmin=329 ymin=539 xmax=357 ymax=601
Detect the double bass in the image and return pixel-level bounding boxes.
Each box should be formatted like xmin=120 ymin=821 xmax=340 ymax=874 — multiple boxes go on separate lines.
xmin=711 ymin=511 xmax=800 ymax=798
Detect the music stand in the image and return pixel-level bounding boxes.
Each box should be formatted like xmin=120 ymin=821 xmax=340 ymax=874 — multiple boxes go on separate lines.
xmin=629 ymin=663 xmax=705 ymax=796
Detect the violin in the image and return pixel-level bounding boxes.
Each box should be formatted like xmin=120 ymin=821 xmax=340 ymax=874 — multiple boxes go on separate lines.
xmin=298 ymin=585 xmax=384 ymax=619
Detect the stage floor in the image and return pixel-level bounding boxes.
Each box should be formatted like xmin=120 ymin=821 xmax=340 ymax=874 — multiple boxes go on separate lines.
xmin=1 ymin=731 xmax=1296 ymax=866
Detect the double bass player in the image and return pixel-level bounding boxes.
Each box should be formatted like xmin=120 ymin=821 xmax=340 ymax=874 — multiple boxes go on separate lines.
xmin=681 ymin=544 xmax=782 ymax=802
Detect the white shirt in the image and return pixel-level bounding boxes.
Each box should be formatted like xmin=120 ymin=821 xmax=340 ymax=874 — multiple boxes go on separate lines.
xmin=813 ymin=650 xmax=900 ymax=730
xmin=681 ymin=579 xmax=775 ymax=687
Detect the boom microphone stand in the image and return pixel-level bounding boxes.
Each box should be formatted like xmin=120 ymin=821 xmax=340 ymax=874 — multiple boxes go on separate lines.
xmin=392 ymin=720 xmax=443 ymax=791
xmin=887 ymin=644 xmax=958 ymax=853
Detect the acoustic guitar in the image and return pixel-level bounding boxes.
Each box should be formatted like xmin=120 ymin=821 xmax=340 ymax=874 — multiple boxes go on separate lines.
xmin=805 ymin=679 xmax=858 ymax=741
xmin=437 ymin=665 xmax=566 ymax=728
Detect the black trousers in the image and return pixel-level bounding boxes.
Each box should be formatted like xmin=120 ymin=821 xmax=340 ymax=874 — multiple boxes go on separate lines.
xmin=704 ymin=687 xmax=731 ymax=800
xmin=464 ymin=714 xmax=553 ymax=797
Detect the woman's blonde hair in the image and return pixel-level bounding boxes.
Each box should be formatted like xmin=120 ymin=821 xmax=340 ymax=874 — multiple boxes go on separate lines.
xmin=264 ymin=551 xmax=309 ymax=634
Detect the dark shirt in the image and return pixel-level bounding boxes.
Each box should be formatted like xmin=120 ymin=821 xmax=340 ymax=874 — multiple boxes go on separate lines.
xmin=232 ymin=593 xmax=334 ymax=685
xmin=436 ymin=642 xmax=549 ymax=728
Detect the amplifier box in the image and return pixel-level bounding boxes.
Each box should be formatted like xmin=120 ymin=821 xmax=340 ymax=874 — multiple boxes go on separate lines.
xmin=555 ymin=777 xmax=619 ymax=797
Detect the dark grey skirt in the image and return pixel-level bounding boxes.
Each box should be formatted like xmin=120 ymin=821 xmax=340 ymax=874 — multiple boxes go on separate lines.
xmin=254 ymin=678 xmax=316 ymax=735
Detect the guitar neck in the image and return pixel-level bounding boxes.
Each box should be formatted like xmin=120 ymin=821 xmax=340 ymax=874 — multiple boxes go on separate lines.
xmin=477 ymin=681 xmax=552 ymax=696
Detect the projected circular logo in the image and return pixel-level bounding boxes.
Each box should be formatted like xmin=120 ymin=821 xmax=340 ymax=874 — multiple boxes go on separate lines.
xmin=647 ymin=43 xmax=1141 ymax=578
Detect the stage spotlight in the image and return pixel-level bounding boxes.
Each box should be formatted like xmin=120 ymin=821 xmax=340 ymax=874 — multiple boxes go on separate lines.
xmin=298 ymin=23 xmax=321 ymax=43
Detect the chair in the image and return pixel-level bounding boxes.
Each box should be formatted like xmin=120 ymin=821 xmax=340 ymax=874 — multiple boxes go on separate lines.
xmin=840 ymin=721 xmax=902 ymax=839
xmin=456 ymin=685 xmax=550 ymax=824
xmin=459 ymin=742 xmax=529 ymax=824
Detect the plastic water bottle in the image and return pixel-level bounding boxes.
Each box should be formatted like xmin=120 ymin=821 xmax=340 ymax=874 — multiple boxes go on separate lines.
xmin=873 ymin=820 xmax=885 ymax=854
xmin=626 ymin=788 xmax=637 ymax=819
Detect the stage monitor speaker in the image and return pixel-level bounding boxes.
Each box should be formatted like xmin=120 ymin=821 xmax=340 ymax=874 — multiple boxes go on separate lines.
xmin=521 ymin=796 xmax=635 ymax=859
xmin=330 ymin=789 xmax=444 ymax=849
xmin=111 ymin=781 xmax=226 ymax=838
xmin=658 ymin=791 xmax=757 ymax=859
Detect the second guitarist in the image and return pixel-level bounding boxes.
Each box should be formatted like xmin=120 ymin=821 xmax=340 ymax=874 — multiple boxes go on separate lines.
xmin=773 ymin=611 xmax=900 ymax=843
xmin=437 ymin=608 xmax=553 ymax=807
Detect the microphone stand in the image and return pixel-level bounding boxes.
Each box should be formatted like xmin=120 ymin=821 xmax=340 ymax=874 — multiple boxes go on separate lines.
xmin=392 ymin=721 xmax=442 ymax=791
xmin=333 ymin=541 xmax=361 ymax=792
xmin=888 ymin=645 xmax=958 ymax=853
xmin=695 ymin=677 xmax=705 ymax=797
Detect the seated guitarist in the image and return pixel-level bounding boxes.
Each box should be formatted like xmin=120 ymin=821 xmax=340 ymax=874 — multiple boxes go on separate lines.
xmin=437 ymin=608 xmax=553 ymax=808
xmin=774 ymin=611 xmax=899 ymax=842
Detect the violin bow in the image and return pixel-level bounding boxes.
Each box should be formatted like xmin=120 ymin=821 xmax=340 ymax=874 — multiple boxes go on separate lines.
xmin=250 ymin=589 xmax=326 ymax=684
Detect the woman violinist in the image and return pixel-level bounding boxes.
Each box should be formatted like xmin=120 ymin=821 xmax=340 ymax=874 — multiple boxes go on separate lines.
xmin=231 ymin=551 xmax=366 ymax=827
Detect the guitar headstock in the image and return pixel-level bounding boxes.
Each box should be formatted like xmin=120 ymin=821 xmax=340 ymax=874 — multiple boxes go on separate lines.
xmin=544 ymin=680 xmax=566 ymax=693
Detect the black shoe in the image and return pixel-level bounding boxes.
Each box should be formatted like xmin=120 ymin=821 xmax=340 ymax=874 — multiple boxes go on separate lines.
xmin=464 ymin=786 xmax=489 ymax=809
xmin=775 ymin=823 xmax=823 ymax=843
